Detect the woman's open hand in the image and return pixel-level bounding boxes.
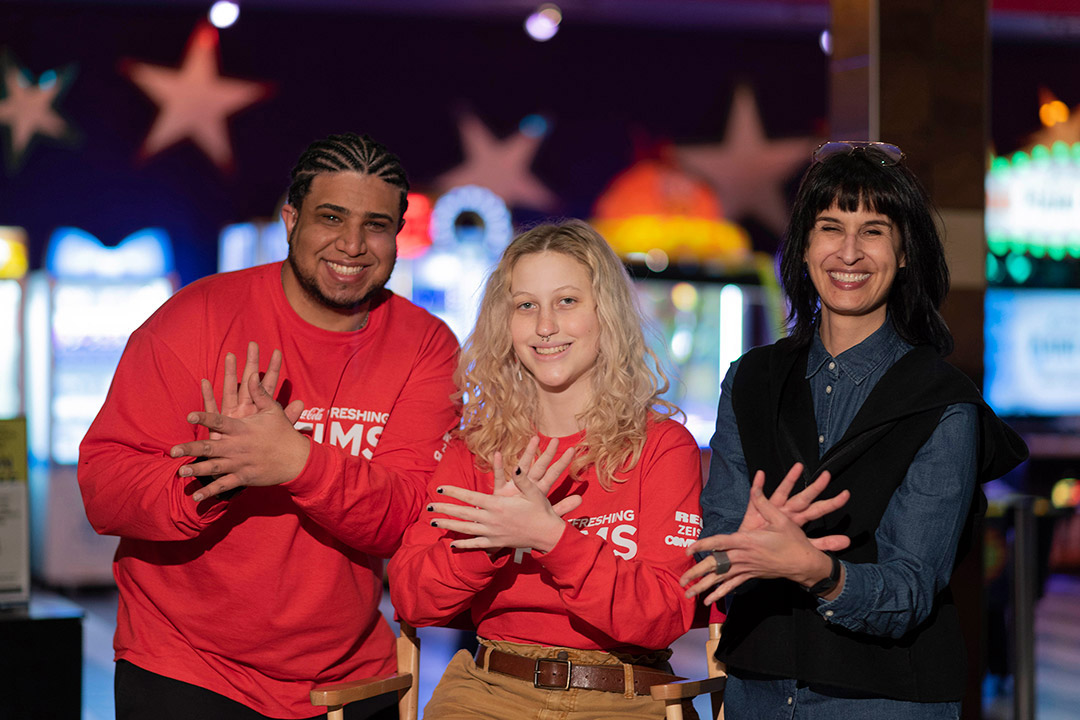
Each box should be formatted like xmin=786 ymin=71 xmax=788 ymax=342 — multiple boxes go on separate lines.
xmin=427 ymin=439 xmax=580 ymax=552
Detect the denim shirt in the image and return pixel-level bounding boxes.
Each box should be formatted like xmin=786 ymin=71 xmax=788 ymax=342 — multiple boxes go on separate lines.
xmin=702 ymin=320 xmax=978 ymax=638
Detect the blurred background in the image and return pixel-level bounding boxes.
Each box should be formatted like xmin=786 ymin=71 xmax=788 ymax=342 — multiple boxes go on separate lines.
xmin=1 ymin=0 xmax=1079 ymax=718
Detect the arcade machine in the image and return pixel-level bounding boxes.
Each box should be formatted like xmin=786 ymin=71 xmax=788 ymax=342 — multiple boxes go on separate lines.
xmin=218 ymin=219 xmax=287 ymax=273
xmin=982 ymin=141 xmax=1080 ymax=700
xmin=0 ymin=226 xmax=29 ymax=606
xmin=389 ymin=186 xmax=512 ymax=342
xmin=25 ymin=227 xmax=176 ymax=586
xmin=985 ymin=142 xmax=1080 ymax=489
xmin=593 ymin=158 xmax=783 ymax=445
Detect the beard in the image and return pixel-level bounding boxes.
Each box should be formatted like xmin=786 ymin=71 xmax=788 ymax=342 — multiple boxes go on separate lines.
xmin=286 ymin=246 xmax=395 ymax=312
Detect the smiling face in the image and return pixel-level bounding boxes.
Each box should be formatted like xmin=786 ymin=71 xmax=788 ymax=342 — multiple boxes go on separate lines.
xmin=509 ymin=251 xmax=601 ymax=415
xmin=805 ymin=202 xmax=905 ymax=339
xmin=280 ymin=171 xmax=402 ymax=331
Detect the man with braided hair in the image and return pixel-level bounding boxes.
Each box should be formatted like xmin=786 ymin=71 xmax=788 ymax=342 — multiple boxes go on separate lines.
xmin=79 ymin=133 xmax=460 ymax=720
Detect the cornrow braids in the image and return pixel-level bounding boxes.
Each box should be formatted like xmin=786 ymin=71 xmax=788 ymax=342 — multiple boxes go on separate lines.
xmin=287 ymin=133 xmax=410 ymax=218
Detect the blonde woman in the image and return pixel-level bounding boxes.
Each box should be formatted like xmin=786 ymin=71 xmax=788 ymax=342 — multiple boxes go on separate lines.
xmin=388 ymin=220 xmax=701 ymax=719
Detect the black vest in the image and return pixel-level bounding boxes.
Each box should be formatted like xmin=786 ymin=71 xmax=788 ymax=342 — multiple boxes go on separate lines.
xmin=717 ymin=338 xmax=1027 ymax=702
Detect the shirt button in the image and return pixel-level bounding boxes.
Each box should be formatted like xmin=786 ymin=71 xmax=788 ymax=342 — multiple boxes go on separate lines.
xmin=825 ymin=610 xmax=834 ymax=617
xmin=826 ymin=385 xmax=833 ymax=394
xmin=787 ymin=696 xmax=794 ymax=705
xmin=818 ymin=435 xmax=825 ymax=444
xmin=828 ymin=361 xmax=836 ymax=370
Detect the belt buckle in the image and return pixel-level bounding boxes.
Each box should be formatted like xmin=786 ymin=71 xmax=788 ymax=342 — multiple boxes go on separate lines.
xmin=533 ymin=657 xmax=572 ymax=690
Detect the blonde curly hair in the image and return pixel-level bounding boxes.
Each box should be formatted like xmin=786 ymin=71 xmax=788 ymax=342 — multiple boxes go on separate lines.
xmin=455 ymin=219 xmax=680 ymax=490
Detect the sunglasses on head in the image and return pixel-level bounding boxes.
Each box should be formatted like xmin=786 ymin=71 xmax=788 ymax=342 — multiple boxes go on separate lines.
xmin=812 ymin=141 xmax=905 ymax=166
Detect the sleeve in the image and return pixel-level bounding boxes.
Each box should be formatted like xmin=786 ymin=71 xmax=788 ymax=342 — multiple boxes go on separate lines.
xmin=528 ymin=424 xmax=703 ymax=649
xmin=77 ymin=325 xmax=231 ymax=541
xmin=387 ymin=442 xmax=512 ymax=626
xmin=816 ymin=403 xmax=979 ymax=638
xmin=701 ymin=360 xmax=748 ymax=541
xmin=285 ymin=320 xmax=461 ymax=557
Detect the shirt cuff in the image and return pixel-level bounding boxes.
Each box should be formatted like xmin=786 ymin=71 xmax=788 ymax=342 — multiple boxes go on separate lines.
xmin=530 ymin=524 xmax=597 ymax=578
xmin=277 ymin=435 xmax=320 ymax=495
xmin=448 ymin=544 xmax=511 ymax=583
xmin=815 ymin=560 xmax=877 ymax=630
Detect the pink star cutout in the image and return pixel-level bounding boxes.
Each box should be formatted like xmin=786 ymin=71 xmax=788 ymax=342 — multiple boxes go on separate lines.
xmin=0 ymin=54 xmax=74 ymax=172
xmin=675 ymin=85 xmax=817 ymax=235
xmin=437 ymin=113 xmax=557 ymax=211
xmin=122 ymin=23 xmax=271 ymax=171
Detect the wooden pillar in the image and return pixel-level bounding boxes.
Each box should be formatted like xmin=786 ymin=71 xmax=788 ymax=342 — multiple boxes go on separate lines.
xmin=830 ymin=0 xmax=988 ymax=380
xmin=829 ymin=2 xmax=989 ymax=718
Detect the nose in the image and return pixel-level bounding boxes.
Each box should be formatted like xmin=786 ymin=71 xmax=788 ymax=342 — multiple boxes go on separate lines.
xmin=837 ymin=230 xmax=863 ymax=265
xmin=337 ymin=224 xmax=368 ymax=257
xmin=536 ymin=306 xmax=558 ymax=340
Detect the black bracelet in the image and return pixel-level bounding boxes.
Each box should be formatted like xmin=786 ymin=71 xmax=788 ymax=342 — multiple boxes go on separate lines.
xmin=804 ymin=553 xmax=841 ymax=595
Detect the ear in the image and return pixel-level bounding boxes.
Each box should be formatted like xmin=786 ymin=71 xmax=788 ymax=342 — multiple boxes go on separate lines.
xmin=397 ymin=216 xmax=406 ymax=233
xmin=281 ymin=205 xmax=298 ymax=237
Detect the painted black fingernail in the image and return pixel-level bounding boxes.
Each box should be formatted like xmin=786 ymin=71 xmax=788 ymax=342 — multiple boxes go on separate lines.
xmin=436 ymin=487 xmax=444 ymax=494
xmin=430 ymin=520 xmax=439 ymax=527
xmin=426 ymin=505 xmax=434 ymax=512
xmin=514 ymin=468 xmax=522 ymax=476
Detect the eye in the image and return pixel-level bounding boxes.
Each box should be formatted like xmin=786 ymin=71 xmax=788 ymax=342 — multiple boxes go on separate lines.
xmin=516 ymin=301 xmax=536 ymax=311
xmin=366 ymin=221 xmax=389 ymax=232
xmin=319 ymin=213 xmax=342 ymax=223
xmin=558 ymin=296 xmax=578 ymax=306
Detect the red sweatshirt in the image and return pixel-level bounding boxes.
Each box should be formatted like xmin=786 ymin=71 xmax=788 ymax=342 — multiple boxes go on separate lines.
xmin=388 ymin=420 xmax=703 ymax=652
xmin=78 ymin=262 xmax=459 ymax=718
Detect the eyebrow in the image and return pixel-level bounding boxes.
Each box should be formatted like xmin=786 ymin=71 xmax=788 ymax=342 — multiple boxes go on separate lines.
xmin=511 ymin=285 xmax=584 ymax=297
xmin=315 ymin=202 xmax=350 ymax=215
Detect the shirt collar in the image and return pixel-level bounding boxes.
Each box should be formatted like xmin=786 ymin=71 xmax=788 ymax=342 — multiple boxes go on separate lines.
xmin=806 ymin=318 xmax=910 ymax=385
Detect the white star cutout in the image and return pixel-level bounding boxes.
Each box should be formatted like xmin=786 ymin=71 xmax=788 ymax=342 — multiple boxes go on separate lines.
xmin=437 ymin=113 xmax=557 ymax=211
xmin=123 ymin=22 xmax=271 ymax=170
xmin=0 ymin=53 xmax=74 ymax=172
xmin=675 ymin=85 xmax=817 ymax=235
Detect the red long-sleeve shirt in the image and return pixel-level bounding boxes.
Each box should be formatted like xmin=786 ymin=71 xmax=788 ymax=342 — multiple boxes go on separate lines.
xmin=388 ymin=420 xmax=702 ymax=652
xmin=78 ymin=262 xmax=459 ymax=718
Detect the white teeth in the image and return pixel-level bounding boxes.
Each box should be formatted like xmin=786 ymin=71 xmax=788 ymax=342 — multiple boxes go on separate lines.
xmin=830 ymin=271 xmax=870 ymax=282
xmin=536 ymin=344 xmax=570 ymax=355
xmin=327 ymin=261 xmax=364 ymax=276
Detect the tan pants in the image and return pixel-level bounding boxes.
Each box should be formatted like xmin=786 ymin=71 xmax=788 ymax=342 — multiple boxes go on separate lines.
xmin=422 ymin=640 xmax=699 ymax=720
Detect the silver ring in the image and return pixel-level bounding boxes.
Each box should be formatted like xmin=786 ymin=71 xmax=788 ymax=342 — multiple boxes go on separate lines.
xmin=712 ymin=550 xmax=731 ymax=575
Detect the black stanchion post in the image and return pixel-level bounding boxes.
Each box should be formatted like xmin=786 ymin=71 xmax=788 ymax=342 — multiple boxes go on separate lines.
xmin=1012 ymin=497 xmax=1037 ymax=720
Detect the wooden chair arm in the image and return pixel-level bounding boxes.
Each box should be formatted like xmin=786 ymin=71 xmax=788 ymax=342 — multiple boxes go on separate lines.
xmin=649 ymin=674 xmax=727 ymax=701
xmin=310 ymin=673 xmax=414 ymax=708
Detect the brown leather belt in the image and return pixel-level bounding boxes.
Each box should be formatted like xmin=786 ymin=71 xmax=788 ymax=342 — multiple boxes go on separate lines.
xmin=475 ymin=646 xmax=681 ymax=696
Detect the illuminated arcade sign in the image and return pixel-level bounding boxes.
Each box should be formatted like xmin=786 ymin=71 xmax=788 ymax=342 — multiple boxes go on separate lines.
xmin=47 ymin=227 xmax=175 ymax=279
xmin=986 ymin=142 xmax=1080 ymax=261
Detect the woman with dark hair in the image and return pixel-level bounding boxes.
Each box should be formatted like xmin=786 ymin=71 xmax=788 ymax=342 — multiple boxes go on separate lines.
xmin=682 ymin=142 xmax=1027 ymax=719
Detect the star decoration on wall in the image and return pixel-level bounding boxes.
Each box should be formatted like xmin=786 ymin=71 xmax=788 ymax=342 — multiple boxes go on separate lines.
xmin=436 ymin=112 xmax=557 ymax=211
xmin=122 ymin=22 xmax=272 ymax=171
xmin=674 ymin=85 xmax=817 ymax=235
xmin=0 ymin=51 xmax=77 ymax=174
